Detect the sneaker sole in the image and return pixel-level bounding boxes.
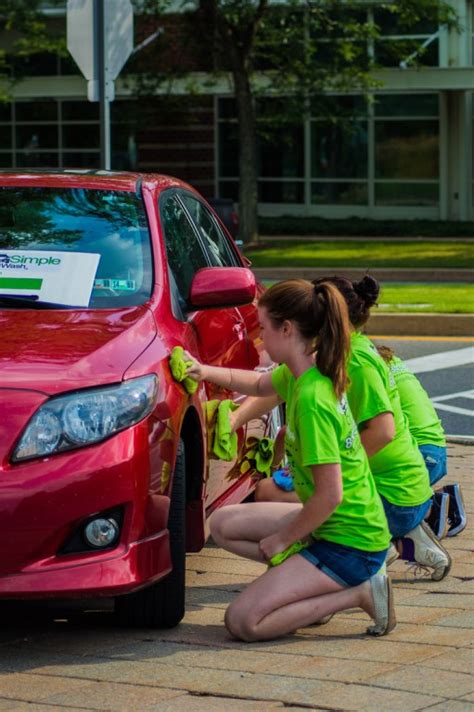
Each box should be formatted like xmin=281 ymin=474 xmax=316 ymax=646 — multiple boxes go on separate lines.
xmin=421 ymin=521 xmax=452 ymax=581
xmin=447 ymin=485 xmax=467 ymax=537
xmin=447 ymin=517 xmax=467 ymax=537
xmin=437 ymin=494 xmax=450 ymax=540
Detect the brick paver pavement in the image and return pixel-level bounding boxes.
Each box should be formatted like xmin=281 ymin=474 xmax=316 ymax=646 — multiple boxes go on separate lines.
xmin=0 ymin=442 xmax=472 ymax=711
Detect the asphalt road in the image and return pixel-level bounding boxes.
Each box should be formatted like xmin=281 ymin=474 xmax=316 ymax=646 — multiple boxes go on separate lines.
xmin=371 ymin=337 xmax=474 ymax=440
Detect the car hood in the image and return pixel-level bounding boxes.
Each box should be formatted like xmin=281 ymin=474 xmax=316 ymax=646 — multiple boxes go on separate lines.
xmin=0 ymin=306 xmax=157 ymax=395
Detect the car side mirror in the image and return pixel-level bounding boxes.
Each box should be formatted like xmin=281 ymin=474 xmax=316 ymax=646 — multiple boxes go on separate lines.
xmin=188 ymin=267 xmax=256 ymax=310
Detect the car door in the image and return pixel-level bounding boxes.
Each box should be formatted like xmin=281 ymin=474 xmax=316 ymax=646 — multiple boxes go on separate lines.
xmin=159 ymin=191 xmax=249 ymax=507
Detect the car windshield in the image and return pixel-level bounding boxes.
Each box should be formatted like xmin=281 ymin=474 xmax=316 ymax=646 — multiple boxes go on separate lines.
xmin=0 ymin=186 xmax=153 ymax=309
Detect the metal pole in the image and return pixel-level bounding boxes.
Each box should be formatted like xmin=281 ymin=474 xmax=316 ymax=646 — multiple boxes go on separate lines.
xmin=96 ymin=0 xmax=111 ymax=169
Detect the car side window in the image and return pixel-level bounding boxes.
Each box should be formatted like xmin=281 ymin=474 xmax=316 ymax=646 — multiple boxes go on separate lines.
xmin=180 ymin=193 xmax=239 ymax=268
xmin=160 ymin=194 xmax=209 ymax=302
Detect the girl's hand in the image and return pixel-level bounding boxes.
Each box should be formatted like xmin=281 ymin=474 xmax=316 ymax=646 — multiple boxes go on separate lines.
xmin=228 ymin=408 xmax=239 ymax=434
xmin=182 ymin=350 xmax=206 ymax=381
xmin=258 ymin=533 xmax=288 ymax=562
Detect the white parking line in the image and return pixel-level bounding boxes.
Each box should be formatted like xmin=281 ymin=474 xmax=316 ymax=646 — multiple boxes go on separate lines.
xmin=432 ymin=389 xmax=474 ymax=402
xmin=433 ymin=403 xmax=474 ymax=416
xmin=404 ymin=346 xmax=474 ymax=374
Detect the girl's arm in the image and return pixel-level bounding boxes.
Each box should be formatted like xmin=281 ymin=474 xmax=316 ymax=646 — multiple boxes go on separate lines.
xmin=184 ymin=350 xmax=276 ymax=398
xmin=258 ymin=463 xmax=343 ymax=560
xmin=230 ymin=394 xmax=282 ymax=433
xmin=359 ymin=412 xmax=395 ymax=458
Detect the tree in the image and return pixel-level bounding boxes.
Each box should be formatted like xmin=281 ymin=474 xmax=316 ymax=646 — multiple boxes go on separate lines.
xmin=0 ymin=0 xmax=66 ymax=101
xmin=192 ymin=0 xmax=457 ymax=243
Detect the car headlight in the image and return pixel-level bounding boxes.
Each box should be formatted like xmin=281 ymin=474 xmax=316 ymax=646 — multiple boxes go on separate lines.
xmin=13 ymin=375 xmax=157 ymax=462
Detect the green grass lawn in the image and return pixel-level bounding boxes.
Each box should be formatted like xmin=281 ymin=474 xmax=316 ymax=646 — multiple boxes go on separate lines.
xmin=377 ymin=283 xmax=474 ymax=314
xmin=247 ymin=240 xmax=474 ymax=269
xmin=261 ymin=282 xmax=473 ymax=313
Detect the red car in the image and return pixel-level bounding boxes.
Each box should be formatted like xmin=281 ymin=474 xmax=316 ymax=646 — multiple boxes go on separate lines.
xmin=0 ymin=170 xmax=275 ymax=627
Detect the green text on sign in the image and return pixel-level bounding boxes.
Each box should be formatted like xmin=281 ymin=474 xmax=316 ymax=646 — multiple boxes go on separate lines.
xmin=0 ymin=277 xmax=43 ymax=290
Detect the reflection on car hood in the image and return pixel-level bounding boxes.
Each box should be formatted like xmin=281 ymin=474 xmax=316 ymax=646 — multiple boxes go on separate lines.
xmin=0 ymin=306 xmax=157 ymax=395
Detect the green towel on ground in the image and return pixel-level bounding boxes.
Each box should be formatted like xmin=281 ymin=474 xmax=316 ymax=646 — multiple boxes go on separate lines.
xmin=203 ymin=399 xmax=239 ymax=462
xmin=269 ymin=540 xmax=308 ymax=567
xmin=169 ymin=346 xmax=198 ymax=394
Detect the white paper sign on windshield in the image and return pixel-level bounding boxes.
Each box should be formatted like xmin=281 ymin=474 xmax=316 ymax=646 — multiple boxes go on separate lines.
xmin=0 ymin=250 xmax=101 ymax=307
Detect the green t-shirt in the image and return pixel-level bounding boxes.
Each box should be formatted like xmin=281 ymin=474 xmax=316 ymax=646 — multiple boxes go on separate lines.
xmin=390 ymin=356 xmax=445 ymax=447
xmin=347 ymin=332 xmax=432 ymax=507
xmin=271 ymin=363 xmax=390 ymax=552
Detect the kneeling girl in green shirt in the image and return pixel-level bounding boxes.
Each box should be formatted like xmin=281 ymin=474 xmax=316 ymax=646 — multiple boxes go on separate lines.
xmin=184 ymin=279 xmax=394 ymax=642
xmin=376 ymin=347 xmax=466 ymax=538
xmin=315 ymin=276 xmax=452 ymax=580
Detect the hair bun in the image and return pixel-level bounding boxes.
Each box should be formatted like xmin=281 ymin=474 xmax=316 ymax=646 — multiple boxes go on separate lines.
xmin=353 ymin=275 xmax=379 ymax=306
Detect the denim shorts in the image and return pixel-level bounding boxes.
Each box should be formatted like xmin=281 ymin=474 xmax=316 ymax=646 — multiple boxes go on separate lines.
xmin=419 ymin=444 xmax=447 ymax=486
xmin=380 ymin=495 xmax=431 ymax=539
xmin=299 ymin=538 xmax=388 ymax=588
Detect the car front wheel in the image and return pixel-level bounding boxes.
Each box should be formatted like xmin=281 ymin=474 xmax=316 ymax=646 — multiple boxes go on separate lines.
xmin=115 ymin=439 xmax=186 ymax=628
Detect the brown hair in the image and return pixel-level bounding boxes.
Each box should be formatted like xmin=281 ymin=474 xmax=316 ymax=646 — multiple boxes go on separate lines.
xmin=258 ymin=279 xmax=350 ymax=398
xmin=377 ymin=345 xmax=395 ymax=363
xmin=313 ymin=275 xmax=380 ymax=329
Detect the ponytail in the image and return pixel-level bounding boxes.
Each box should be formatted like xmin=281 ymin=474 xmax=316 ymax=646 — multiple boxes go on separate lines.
xmin=377 ymin=344 xmax=395 ymax=364
xmin=313 ymin=274 xmax=380 ymax=329
xmin=259 ymin=279 xmax=351 ymax=399
xmin=312 ymin=282 xmax=351 ymax=399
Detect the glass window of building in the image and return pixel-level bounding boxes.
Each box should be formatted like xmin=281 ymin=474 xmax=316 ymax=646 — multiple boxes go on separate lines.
xmin=374 ymin=93 xmax=439 ymax=206
xmin=373 ymin=8 xmax=439 ymax=67
xmin=217 ymin=97 xmax=304 ymax=204
xmin=311 ymin=96 xmax=368 ymax=205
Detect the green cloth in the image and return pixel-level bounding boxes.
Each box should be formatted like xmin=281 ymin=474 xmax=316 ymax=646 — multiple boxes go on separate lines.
xmin=242 ymin=436 xmax=275 ymax=477
xmin=269 ymin=540 xmax=308 ymax=567
xmin=348 ymin=332 xmax=432 ymax=507
xmin=254 ymin=436 xmax=274 ymax=477
xmin=204 ymin=399 xmax=239 ymax=461
xmin=203 ymin=400 xmax=220 ymax=458
xmin=169 ymin=346 xmax=198 ymax=394
xmin=214 ymin=399 xmax=239 ymax=460
xmin=390 ymin=356 xmax=445 ymax=447
xmin=271 ymin=364 xmax=390 ymax=552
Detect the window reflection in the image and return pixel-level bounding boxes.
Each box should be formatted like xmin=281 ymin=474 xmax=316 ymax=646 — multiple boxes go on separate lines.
xmin=311 ymin=121 xmax=368 ymax=179
xmin=311 ymin=182 xmax=368 ymax=205
xmin=375 ymin=121 xmax=439 ymax=180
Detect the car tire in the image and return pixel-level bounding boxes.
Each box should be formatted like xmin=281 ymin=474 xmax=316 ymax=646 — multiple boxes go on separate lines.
xmin=115 ymin=439 xmax=186 ymax=628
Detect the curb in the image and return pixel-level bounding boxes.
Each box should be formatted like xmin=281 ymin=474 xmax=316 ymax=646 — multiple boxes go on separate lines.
xmin=367 ymin=312 xmax=474 ymax=337
xmin=252 ymin=267 xmax=472 ymax=283
xmin=447 ymin=435 xmax=474 ymax=445
xmin=257 ymin=235 xmax=474 ymax=242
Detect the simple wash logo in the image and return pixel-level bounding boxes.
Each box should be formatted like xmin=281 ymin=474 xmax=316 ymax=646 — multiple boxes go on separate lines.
xmin=0 ymin=253 xmax=62 ymax=271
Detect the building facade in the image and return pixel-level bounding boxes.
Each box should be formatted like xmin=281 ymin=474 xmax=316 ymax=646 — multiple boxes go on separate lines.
xmin=1 ymin=1 xmax=473 ymax=220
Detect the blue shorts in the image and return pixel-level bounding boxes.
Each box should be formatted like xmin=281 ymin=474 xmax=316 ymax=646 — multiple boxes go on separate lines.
xmin=381 ymin=495 xmax=431 ymax=539
xmin=419 ymin=444 xmax=447 ymax=486
xmin=299 ymin=538 xmax=388 ymax=588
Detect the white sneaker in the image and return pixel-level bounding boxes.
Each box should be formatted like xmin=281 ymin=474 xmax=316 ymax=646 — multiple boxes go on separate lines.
xmin=366 ymin=574 xmax=396 ymax=636
xmin=403 ymin=522 xmax=452 ymax=581
xmin=385 ymin=543 xmax=399 ymax=567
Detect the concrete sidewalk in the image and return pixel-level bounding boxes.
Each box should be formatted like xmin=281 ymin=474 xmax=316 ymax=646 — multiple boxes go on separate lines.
xmin=0 ymin=442 xmax=472 ymax=711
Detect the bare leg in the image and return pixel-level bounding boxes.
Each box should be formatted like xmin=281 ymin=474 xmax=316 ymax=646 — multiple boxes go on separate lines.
xmin=255 ymin=478 xmax=299 ymax=504
xmin=210 ymin=501 xmax=302 ymax=562
xmin=225 ymin=552 xmax=376 ymax=642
